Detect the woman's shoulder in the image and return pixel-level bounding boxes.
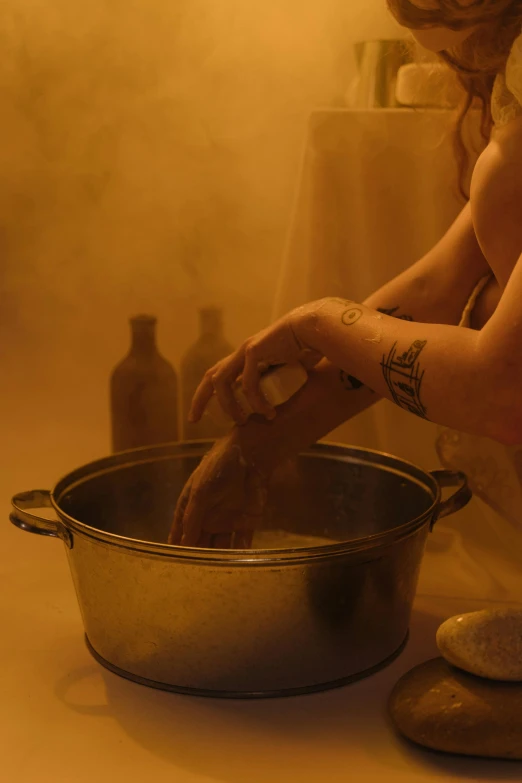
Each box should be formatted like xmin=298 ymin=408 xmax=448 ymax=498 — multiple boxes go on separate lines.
xmin=470 ymin=119 xmax=522 ymax=279
xmin=472 ymin=118 xmax=522 ymax=199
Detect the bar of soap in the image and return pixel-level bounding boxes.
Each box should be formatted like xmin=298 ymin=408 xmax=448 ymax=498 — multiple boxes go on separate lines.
xmin=206 ymin=363 xmax=308 ymax=426
xmin=396 ymin=63 xmax=461 ymax=108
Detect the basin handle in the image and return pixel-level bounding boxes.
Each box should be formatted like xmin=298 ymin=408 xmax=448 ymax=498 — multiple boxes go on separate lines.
xmin=430 ymin=470 xmax=472 ymax=530
xmin=10 ymin=490 xmax=73 ymax=548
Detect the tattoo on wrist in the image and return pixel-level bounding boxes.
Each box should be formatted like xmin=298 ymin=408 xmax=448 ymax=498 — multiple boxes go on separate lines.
xmin=339 ymin=304 xmax=416 ymax=393
xmin=338 ymin=304 xmax=413 ymax=328
xmin=341 ymin=306 xmax=363 ymax=326
xmin=377 ymin=306 xmax=414 ymax=321
xmin=381 ymin=339 xmax=429 ymax=420
xmin=340 ymin=370 xmax=364 ymax=391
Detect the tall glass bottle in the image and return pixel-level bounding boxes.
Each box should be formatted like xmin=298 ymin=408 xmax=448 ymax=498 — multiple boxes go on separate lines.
xmin=110 ymin=315 xmax=179 ymax=452
xmin=181 ymin=307 xmax=234 ymax=440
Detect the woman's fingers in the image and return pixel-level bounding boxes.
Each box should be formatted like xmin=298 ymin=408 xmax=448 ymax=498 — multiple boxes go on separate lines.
xmin=211 ymin=355 xmax=249 ymax=424
xmin=179 ymin=490 xmax=206 ymax=547
xmin=188 ymin=368 xmax=219 ymax=424
xmin=242 ymin=344 xmax=275 ymax=420
xmin=188 ymin=314 xmax=319 ymax=425
xmin=189 ymin=352 xmax=246 ymax=424
xmin=168 ymin=485 xmax=191 ymax=544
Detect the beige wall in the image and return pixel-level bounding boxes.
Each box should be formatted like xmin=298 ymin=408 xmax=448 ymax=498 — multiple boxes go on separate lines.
xmin=1 ymin=0 xmax=402 ymax=455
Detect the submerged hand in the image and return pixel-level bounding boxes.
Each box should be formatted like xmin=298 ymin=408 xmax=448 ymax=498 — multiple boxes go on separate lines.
xmin=168 ymin=436 xmax=269 ymax=549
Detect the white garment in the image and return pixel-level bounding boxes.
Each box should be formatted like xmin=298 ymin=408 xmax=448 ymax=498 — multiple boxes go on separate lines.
xmin=491 ymin=29 xmax=522 ymax=126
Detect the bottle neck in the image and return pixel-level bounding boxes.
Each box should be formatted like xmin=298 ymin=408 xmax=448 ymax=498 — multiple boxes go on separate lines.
xmin=199 ymin=308 xmax=224 ymax=339
xmin=130 ymin=316 xmax=158 ymax=356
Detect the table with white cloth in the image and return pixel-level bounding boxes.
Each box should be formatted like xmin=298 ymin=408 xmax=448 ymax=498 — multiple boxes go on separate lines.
xmin=273 ymin=107 xmax=522 ymax=602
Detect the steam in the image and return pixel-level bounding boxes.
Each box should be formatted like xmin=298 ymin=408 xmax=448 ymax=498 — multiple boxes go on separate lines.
xmin=0 ymin=0 xmax=402 ymax=458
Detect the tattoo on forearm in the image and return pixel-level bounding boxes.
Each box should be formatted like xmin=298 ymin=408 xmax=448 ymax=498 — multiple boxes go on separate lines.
xmin=339 ymin=304 xmax=415 ymax=392
xmin=341 ymin=306 xmax=363 ymax=326
xmin=381 ymin=339 xmax=429 ymax=419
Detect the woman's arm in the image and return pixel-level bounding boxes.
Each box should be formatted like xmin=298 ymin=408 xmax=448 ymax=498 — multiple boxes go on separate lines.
xmin=292 ymin=155 xmax=522 ymax=446
xmin=174 ymin=204 xmax=492 ymax=546
xmin=295 ymin=298 xmax=490 ymax=438
xmin=295 ymin=264 xmax=521 ymax=445
xmin=230 ymin=204 xmax=492 ymax=472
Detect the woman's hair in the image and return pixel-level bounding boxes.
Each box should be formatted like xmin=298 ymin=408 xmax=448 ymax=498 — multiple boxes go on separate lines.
xmin=387 ymin=1 xmax=522 ymax=198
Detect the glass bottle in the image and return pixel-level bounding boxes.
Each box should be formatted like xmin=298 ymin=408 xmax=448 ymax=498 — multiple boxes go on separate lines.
xmin=110 ymin=315 xmax=179 ymax=452
xmin=181 ymin=307 xmax=234 ymax=440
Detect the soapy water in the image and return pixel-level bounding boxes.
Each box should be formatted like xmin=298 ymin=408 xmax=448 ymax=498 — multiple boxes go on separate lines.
xmin=363 ymin=313 xmax=384 ymax=344
xmin=251 ymin=529 xmax=334 ymax=550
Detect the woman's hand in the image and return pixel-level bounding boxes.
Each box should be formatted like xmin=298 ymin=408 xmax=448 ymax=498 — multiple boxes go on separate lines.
xmin=189 ymin=303 xmax=326 ymax=425
xmin=168 ymin=435 xmax=270 ymax=549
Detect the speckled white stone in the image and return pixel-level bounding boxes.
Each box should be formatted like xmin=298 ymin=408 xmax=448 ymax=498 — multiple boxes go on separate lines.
xmin=437 ymin=608 xmax=522 ymax=682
